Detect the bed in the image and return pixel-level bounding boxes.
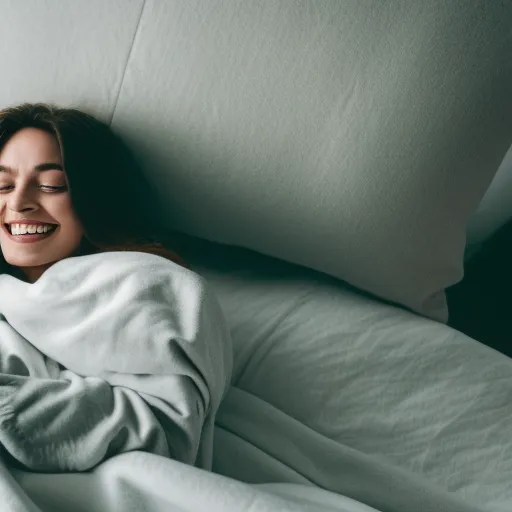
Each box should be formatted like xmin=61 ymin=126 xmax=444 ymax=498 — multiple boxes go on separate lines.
xmin=3 ymin=236 xmax=511 ymax=512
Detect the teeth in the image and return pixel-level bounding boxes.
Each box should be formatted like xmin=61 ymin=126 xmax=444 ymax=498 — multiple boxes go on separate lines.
xmin=8 ymin=224 xmax=56 ymax=235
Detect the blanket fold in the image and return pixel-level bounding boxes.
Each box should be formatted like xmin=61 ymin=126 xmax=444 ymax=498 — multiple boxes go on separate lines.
xmin=0 ymin=251 xmax=233 ymax=472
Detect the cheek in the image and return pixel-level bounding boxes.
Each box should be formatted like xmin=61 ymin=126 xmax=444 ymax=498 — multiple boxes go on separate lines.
xmin=65 ymin=213 xmax=85 ymax=238
xmin=50 ymin=197 xmax=78 ymax=220
xmin=45 ymin=198 xmax=84 ymax=237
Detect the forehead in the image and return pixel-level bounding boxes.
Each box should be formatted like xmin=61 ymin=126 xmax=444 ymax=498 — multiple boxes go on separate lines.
xmin=0 ymin=128 xmax=62 ymax=165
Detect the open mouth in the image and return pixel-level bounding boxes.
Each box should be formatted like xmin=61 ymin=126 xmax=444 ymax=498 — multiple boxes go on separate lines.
xmin=4 ymin=224 xmax=59 ymax=236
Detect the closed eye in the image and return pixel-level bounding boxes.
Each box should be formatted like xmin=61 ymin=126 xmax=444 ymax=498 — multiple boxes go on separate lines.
xmin=0 ymin=185 xmax=67 ymax=192
xmin=41 ymin=185 xmax=67 ymax=191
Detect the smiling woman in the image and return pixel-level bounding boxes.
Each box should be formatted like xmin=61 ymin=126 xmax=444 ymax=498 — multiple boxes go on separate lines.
xmin=0 ymin=127 xmax=85 ymax=282
xmin=0 ymin=103 xmax=232 ymax=474
xmin=0 ymin=103 xmax=189 ymax=282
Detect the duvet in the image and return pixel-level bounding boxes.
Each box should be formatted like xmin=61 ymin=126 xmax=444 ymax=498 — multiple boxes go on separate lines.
xmin=0 ymin=250 xmax=232 ymax=472
xmin=0 ymin=251 xmax=498 ymax=512
xmin=0 ymin=251 xmax=381 ymax=512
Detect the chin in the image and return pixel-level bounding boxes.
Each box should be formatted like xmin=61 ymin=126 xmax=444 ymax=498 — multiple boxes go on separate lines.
xmin=4 ymin=247 xmax=84 ymax=268
xmin=3 ymin=252 xmax=56 ymax=268
xmin=5 ymin=259 xmax=55 ymax=270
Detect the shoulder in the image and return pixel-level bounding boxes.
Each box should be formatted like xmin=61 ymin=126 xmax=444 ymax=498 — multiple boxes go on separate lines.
xmin=34 ymin=250 xmax=210 ymax=303
xmin=52 ymin=250 xmax=202 ymax=280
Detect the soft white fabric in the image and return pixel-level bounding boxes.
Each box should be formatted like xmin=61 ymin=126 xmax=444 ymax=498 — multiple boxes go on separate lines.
xmin=0 ymin=250 xmax=394 ymax=512
xmin=0 ymin=246 xmax=506 ymax=511
xmin=0 ymin=0 xmax=144 ymax=123
xmin=0 ymin=251 xmax=232 ymax=471
xmin=213 ymin=387 xmax=482 ymax=512
xmin=178 ymin=235 xmax=512 ymax=511
xmin=2 ymin=0 xmax=512 ymax=321
xmin=8 ymin=451 xmax=384 ymax=512
xmin=110 ymin=0 xmax=512 ymax=321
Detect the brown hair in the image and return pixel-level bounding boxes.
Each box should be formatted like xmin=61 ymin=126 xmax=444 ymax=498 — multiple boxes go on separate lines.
xmin=0 ymin=102 xmax=189 ymax=276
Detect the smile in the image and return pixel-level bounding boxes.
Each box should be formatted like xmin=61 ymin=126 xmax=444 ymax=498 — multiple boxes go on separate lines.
xmin=3 ymin=223 xmax=59 ymax=243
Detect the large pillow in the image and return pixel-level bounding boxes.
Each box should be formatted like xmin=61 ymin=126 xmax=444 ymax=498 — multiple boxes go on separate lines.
xmin=109 ymin=1 xmax=512 ymax=322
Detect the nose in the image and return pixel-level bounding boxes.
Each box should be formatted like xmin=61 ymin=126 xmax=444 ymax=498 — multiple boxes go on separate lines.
xmin=7 ymin=184 xmax=37 ymax=213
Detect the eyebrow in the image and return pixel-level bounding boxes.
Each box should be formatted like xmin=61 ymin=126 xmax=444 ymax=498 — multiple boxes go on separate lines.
xmin=0 ymin=162 xmax=64 ymax=173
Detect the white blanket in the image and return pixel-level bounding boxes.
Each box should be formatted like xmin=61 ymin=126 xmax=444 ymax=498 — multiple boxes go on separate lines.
xmin=0 ymin=251 xmax=232 ymax=472
xmin=0 ymin=251 xmax=495 ymax=511
xmin=0 ymin=251 xmax=391 ymax=512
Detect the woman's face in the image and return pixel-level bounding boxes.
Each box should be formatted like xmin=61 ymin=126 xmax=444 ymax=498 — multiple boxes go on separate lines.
xmin=0 ymin=127 xmax=84 ymax=282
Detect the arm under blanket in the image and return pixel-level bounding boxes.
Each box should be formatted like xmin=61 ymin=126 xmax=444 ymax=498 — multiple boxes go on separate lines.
xmin=0 ymin=251 xmax=233 ymax=472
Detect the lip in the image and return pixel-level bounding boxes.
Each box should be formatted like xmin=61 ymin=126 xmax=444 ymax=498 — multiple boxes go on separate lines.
xmin=2 ymin=223 xmax=59 ymax=243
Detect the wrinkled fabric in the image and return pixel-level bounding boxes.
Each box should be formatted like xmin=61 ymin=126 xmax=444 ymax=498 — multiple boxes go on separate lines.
xmin=0 ymin=251 xmax=232 ymax=472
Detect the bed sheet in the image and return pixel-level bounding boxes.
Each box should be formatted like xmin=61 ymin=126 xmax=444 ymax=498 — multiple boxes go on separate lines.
xmin=6 ymin=385 xmax=480 ymax=512
xmin=7 ymin=448 xmax=381 ymax=512
xmin=178 ymin=235 xmax=512 ymax=511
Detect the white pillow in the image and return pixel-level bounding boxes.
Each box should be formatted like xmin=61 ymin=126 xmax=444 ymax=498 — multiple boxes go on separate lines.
xmin=109 ymin=1 xmax=512 ymax=321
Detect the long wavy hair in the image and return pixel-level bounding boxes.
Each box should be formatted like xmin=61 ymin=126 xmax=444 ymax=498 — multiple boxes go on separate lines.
xmin=0 ymin=102 xmax=189 ymax=278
